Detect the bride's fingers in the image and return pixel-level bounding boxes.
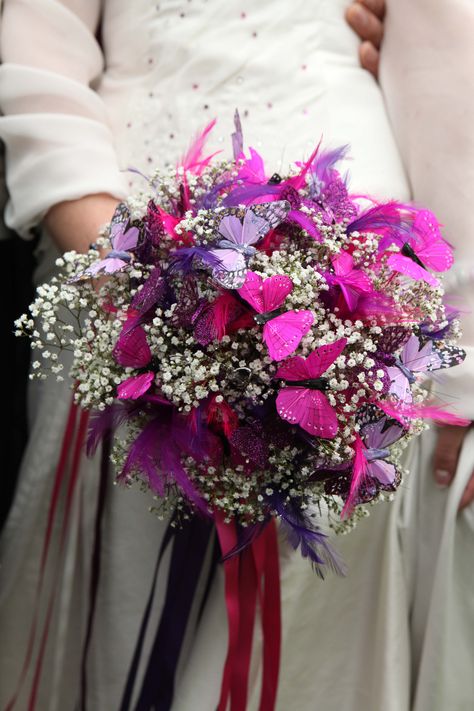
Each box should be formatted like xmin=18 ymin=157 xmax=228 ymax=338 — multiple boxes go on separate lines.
xmin=345 ymin=3 xmax=384 ymax=49
xmin=459 ymin=470 xmax=474 ymax=511
xmin=359 ymin=41 xmax=380 ymax=78
xmin=433 ymin=424 xmax=469 ymax=489
xmin=357 ymin=0 xmax=385 ymax=21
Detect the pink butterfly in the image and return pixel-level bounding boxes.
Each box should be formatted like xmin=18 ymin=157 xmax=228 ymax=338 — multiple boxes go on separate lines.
xmin=275 ymin=338 xmax=347 ymax=438
xmin=117 ymin=371 xmax=154 ymax=400
xmin=113 ymin=325 xmax=154 ymax=399
xmin=237 ymin=271 xmax=314 ymax=361
xmin=326 ymin=251 xmax=373 ymax=311
xmin=113 ymin=325 xmax=151 ymax=368
xmin=386 ymin=210 xmax=453 ymax=287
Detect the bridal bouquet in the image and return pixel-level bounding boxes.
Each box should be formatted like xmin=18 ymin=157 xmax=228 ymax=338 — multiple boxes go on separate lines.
xmin=17 ymin=116 xmax=466 ymax=569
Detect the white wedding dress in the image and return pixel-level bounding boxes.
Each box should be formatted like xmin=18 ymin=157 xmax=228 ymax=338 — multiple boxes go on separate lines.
xmin=0 ymin=1 xmax=473 ymax=710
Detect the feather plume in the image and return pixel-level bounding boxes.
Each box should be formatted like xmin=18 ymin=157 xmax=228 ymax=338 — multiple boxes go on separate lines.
xmin=270 ymin=494 xmax=346 ymax=577
xmin=341 ymin=434 xmax=368 ymax=518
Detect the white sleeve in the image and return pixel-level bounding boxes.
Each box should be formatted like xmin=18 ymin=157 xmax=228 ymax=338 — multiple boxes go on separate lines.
xmin=0 ymin=0 xmax=127 ymax=238
xmin=381 ymin=0 xmax=474 ymax=419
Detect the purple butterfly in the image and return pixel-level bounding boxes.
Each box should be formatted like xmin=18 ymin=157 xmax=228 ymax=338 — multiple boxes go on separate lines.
xmin=359 ymin=416 xmax=404 ymax=489
xmin=386 ymin=334 xmax=441 ymax=403
xmin=76 ymin=203 xmax=139 ymax=279
xmin=208 ymin=201 xmax=290 ymax=289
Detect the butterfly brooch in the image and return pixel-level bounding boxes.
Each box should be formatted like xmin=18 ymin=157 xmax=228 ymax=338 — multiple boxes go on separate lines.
xmin=385 ymin=209 xmax=453 ymax=286
xmin=207 ymin=201 xmax=290 ymax=289
xmin=73 ymin=203 xmax=140 ymax=280
xmin=275 ymin=338 xmax=347 ymax=438
xmin=238 ymin=271 xmax=314 ymax=361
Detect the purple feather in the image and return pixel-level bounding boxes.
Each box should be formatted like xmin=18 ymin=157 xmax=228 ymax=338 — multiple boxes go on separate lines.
xmin=131 ymin=267 xmax=166 ymax=313
xmin=310 ymin=144 xmax=350 ymax=185
xmin=119 ymin=416 xmax=210 ymax=513
xmin=231 ymin=109 xmax=244 ymax=159
xmin=87 ymin=403 xmax=137 ymax=456
xmin=221 ymin=521 xmax=269 ymax=561
xmin=194 ymin=178 xmax=235 ymax=211
xmin=222 ymin=184 xmax=281 ymax=207
xmin=269 ymin=494 xmax=346 ymax=577
xmin=347 ymin=202 xmax=414 ymax=246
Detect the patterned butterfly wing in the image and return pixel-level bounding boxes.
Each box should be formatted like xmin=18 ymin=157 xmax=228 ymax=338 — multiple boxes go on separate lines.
xmin=113 ymin=325 xmax=152 ymax=368
xmin=218 ymin=215 xmax=244 ymax=244
xmin=276 ymin=387 xmax=339 ymax=438
xmin=117 ymin=372 xmax=154 ymax=400
xmin=114 ymin=225 xmax=140 ymax=252
xmin=362 ymin=418 xmax=403 ymax=449
xmin=387 ymin=253 xmax=440 ymax=287
xmin=84 ymin=256 xmax=128 ymax=278
xmin=261 ymin=274 xmax=293 ymax=312
xmin=237 ymin=271 xmax=265 ymax=312
xmin=375 ymin=326 xmax=411 ymax=362
xmin=401 ymin=335 xmax=437 ymax=374
xmin=430 ymin=344 xmax=466 ymax=370
xmin=249 ymin=200 xmax=291 ymax=230
xmin=386 ymin=365 xmax=412 ymax=403
xmin=263 ymin=310 xmax=314 ymax=361
xmin=366 ymin=459 xmax=399 ymax=488
xmin=241 ymin=209 xmax=272 ymax=246
xmin=110 ymin=201 xmax=131 ymax=228
xmin=411 ymin=210 xmax=453 ymax=272
xmin=305 ymin=338 xmax=347 ymax=379
xmin=210 ymin=249 xmax=247 ymax=289
xmin=275 ymin=355 xmax=312 ymax=382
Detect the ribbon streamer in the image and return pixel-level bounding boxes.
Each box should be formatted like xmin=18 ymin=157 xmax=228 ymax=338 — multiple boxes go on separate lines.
xmin=216 ymin=515 xmax=282 ymax=711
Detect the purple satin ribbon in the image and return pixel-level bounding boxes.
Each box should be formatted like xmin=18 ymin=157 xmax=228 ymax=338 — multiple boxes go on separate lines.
xmin=119 ymin=517 xmax=215 ymax=711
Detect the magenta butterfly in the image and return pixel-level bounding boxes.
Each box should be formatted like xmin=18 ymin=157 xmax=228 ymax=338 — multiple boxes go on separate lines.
xmin=237 ymin=271 xmax=314 ymax=361
xmin=113 ymin=324 xmax=154 ymax=400
xmin=275 ymin=338 xmax=347 ymax=438
xmin=209 ymin=201 xmax=290 ymax=289
xmin=326 ymin=251 xmax=373 ymax=311
xmin=386 ymin=209 xmax=453 ymax=287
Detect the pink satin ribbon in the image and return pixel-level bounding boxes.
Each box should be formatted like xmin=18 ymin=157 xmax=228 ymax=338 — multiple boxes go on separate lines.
xmin=6 ymin=399 xmax=89 ymax=710
xmin=216 ymin=515 xmax=281 ymax=711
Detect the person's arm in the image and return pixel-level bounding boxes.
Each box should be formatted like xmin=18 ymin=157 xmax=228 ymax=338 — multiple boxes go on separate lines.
xmin=0 ymin=0 xmax=126 ymax=250
xmin=381 ymin=0 xmax=474 ymax=509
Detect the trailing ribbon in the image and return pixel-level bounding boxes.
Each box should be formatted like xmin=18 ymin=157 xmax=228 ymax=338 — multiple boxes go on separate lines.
xmin=79 ymin=432 xmax=111 ymax=711
xmin=119 ymin=517 xmax=215 ymax=711
xmin=5 ymin=398 xmax=89 ymax=711
xmin=216 ymin=515 xmax=281 ymax=711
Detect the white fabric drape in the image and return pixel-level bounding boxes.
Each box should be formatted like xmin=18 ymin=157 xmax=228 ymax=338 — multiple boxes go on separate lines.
xmin=0 ymin=1 xmax=472 ymax=709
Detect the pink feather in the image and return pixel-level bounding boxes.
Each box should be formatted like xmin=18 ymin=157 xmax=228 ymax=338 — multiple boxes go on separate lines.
xmin=376 ymin=399 xmax=470 ymax=427
xmin=179 ymin=119 xmax=221 ymax=175
xmin=341 ymin=434 xmax=368 ymax=518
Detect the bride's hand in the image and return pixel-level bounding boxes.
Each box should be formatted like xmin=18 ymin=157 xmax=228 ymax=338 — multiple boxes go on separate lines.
xmin=433 ymin=424 xmax=474 ymax=511
xmin=44 ymin=193 xmax=120 ymax=255
xmin=345 ymin=0 xmax=385 ymax=79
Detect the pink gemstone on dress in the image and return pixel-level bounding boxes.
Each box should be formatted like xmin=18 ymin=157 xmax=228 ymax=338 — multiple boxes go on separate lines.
xmin=301 ymin=64 xmax=307 ymax=70
xmin=192 ymin=83 xmax=199 ymax=90
xmin=252 ymin=31 xmax=258 ymax=37
xmin=241 ymin=12 xmax=246 ymax=18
